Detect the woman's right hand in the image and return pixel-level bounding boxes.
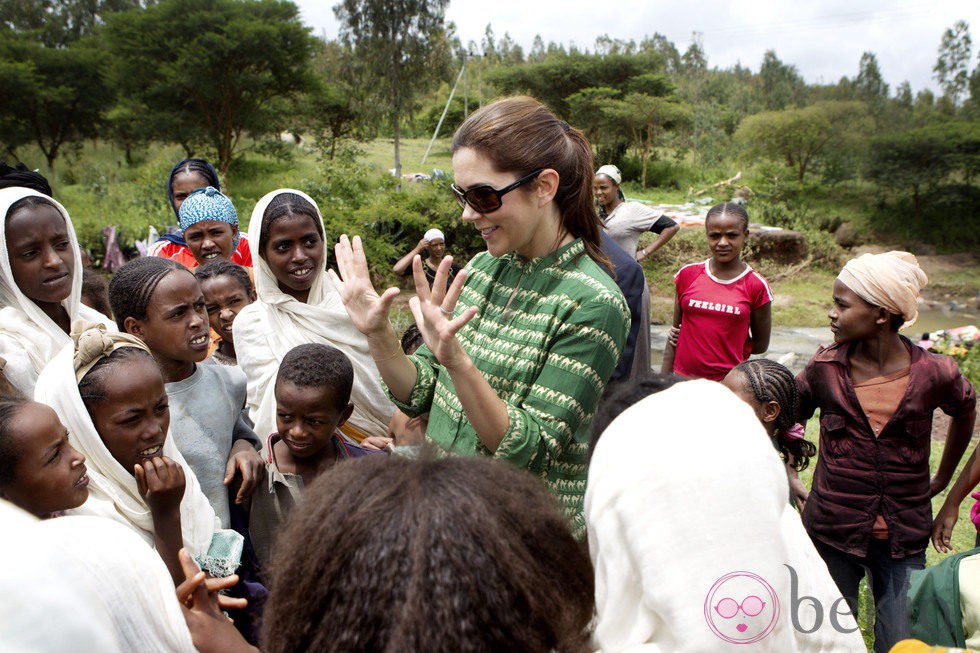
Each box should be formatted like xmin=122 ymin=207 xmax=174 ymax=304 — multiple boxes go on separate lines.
xmin=135 ymin=456 xmax=185 ymax=516
xmin=329 ymin=234 xmax=401 ymax=337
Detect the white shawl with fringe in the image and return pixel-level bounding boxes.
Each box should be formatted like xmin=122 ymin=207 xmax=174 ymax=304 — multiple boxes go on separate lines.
xmin=235 ymin=188 xmax=394 ymax=439
xmin=35 ymin=337 xmax=220 ymax=557
xmin=0 ymin=187 xmax=115 ymax=395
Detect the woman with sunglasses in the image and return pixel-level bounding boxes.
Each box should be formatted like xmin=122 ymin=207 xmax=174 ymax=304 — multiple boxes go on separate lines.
xmin=331 ymin=96 xmax=629 ymax=538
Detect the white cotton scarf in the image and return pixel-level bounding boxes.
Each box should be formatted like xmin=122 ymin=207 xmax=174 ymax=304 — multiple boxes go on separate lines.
xmin=235 ymin=188 xmax=394 ymax=439
xmin=586 ymin=379 xmax=864 ymax=652
xmin=0 ymin=187 xmax=115 ymax=395
xmin=34 ymin=328 xmax=220 ymax=557
xmin=837 ymin=251 xmax=928 ymax=330
xmin=0 ymin=499 xmax=195 ymax=652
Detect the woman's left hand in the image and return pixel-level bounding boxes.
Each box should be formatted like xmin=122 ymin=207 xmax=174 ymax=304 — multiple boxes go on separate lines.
xmin=329 ymin=234 xmax=401 ymax=338
xmin=408 ymin=255 xmax=478 ymax=370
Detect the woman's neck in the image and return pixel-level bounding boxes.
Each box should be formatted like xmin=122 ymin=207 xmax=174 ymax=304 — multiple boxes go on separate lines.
xmin=851 ymin=331 xmax=909 ymax=375
xmin=277 ymin=281 xmax=310 ymax=304
xmin=427 ymin=253 xmax=444 ymax=268
xmin=35 ymin=299 xmax=71 ymax=334
xmin=604 ymin=196 xmax=622 ymax=215
xmin=708 ymin=257 xmax=747 ymax=279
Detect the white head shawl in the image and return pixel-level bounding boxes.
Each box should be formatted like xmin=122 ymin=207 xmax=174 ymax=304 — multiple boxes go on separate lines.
xmin=837 ymin=251 xmax=928 ymax=330
xmin=0 ymin=499 xmax=195 ymax=652
xmin=0 ymin=187 xmax=115 ymax=395
xmin=34 ymin=324 xmax=220 ymax=557
xmin=235 ymin=188 xmax=394 ymax=439
xmin=586 ymin=379 xmax=864 ymax=652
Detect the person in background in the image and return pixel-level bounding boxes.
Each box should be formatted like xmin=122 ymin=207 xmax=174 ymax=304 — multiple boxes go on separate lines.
xmin=391 ymin=227 xmax=461 ymax=289
xmin=662 ymin=201 xmax=772 ymax=381
xmin=797 ymin=251 xmax=976 ymax=653
xmin=151 ymin=158 xmax=252 ymax=268
xmin=594 ymin=164 xmax=679 ymax=263
xmin=178 ymin=187 xmax=244 ymax=269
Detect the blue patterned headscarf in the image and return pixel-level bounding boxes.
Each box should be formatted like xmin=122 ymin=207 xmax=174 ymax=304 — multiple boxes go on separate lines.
xmin=178 ymin=187 xmax=240 ymax=248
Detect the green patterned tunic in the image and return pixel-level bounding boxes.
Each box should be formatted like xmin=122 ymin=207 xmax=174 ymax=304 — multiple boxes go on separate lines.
xmin=388 ymin=239 xmax=629 ymax=537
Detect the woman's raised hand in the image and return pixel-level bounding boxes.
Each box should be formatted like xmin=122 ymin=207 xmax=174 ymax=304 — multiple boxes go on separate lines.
xmin=328 ymin=235 xmax=401 ymax=337
xmin=408 ymin=254 xmax=478 ymax=370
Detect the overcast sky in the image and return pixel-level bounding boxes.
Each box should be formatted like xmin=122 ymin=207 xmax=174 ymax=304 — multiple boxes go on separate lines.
xmin=296 ymin=0 xmax=978 ymax=95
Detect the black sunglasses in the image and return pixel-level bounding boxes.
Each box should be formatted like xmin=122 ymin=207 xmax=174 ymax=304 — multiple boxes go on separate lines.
xmin=450 ymin=169 xmax=543 ymax=214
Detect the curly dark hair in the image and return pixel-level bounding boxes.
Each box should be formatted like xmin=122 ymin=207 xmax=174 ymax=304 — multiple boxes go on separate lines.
xmin=260 ymin=453 xmax=595 ymax=653
xmin=276 ymin=343 xmax=353 ymax=408
xmin=258 ymin=192 xmax=323 ymax=255
xmin=0 ymin=161 xmax=52 ymax=197
xmin=107 ymin=256 xmax=189 ymax=331
xmin=731 ymin=358 xmax=816 ymax=471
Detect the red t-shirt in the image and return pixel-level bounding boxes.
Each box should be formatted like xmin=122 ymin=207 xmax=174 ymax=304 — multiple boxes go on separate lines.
xmin=148 ymin=233 xmax=253 ymax=269
xmin=673 ymin=260 xmax=773 ymax=381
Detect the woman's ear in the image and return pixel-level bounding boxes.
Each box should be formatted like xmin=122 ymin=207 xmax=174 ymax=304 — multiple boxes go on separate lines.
xmin=535 ymin=168 xmax=560 ymax=207
xmin=874 ymin=306 xmax=890 ymax=326
xmin=762 ymin=400 xmax=781 ymax=425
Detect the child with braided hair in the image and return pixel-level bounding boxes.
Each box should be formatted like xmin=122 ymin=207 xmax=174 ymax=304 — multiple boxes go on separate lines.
xmin=722 ymin=358 xmax=816 ymax=508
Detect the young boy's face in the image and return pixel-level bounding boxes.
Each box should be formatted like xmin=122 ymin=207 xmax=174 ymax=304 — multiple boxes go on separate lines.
xmin=274 ymin=379 xmax=353 ymax=461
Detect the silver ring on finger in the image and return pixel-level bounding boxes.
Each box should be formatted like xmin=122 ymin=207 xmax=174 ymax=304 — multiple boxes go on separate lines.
xmin=439 ymin=306 xmax=453 ymax=316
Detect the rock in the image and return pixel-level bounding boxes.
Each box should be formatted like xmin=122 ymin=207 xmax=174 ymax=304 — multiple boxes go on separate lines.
xmin=749 ymin=230 xmax=807 ymax=265
xmin=834 ymin=222 xmax=862 ymax=248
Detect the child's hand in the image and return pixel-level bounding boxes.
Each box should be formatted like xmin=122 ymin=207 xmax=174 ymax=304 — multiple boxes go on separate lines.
xmin=666 ymin=326 xmax=680 ymax=348
xmin=931 ymin=502 xmax=960 ymax=553
xmin=360 ymin=436 xmax=393 ymax=451
xmin=224 ymin=442 xmax=265 ymax=504
xmin=176 ymin=548 xmax=256 ymax=653
xmin=135 ymin=456 xmax=185 ymax=515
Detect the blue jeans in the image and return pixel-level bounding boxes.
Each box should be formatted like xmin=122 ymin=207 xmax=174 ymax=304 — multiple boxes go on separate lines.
xmin=813 ymin=538 xmax=925 ymax=653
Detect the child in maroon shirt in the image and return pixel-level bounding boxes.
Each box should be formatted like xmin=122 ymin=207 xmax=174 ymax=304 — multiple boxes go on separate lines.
xmin=797 ymin=252 xmax=976 ymax=653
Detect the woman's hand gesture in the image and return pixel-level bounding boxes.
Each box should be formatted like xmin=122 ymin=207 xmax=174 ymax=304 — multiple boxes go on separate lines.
xmin=408 ymin=254 xmax=478 ymax=370
xmin=328 ymin=235 xmax=400 ymax=337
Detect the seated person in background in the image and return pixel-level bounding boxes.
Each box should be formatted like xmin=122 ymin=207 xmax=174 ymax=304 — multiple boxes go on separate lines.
xmin=391 ymin=227 xmax=460 ymax=289
xmin=259 ymin=454 xmax=595 ymax=653
xmin=249 ymin=343 xmax=388 ymax=570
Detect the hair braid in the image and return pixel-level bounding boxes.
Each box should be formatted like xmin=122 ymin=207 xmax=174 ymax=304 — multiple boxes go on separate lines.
xmin=108 ymin=257 xmax=188 ymax=331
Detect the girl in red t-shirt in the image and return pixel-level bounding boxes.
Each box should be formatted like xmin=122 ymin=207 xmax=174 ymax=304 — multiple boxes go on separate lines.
xmin=662 ymin=202 xmax=772 ymax=381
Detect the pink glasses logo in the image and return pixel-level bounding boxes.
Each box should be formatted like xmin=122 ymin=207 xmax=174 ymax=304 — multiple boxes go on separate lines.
xmin=704 ymin=571 xmax=779 ymax=644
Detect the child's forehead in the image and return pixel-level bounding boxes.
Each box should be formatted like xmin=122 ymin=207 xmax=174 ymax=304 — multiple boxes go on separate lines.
xmin=275 ymin=378 xmax=341 ymax=406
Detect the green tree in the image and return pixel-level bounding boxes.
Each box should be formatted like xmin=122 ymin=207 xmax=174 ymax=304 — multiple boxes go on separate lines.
xmin=334 ymin=0 xmax=451 ymax=178
xmin=934 ymin=20 xmax=973 ymax=106
xmin=869 ymin=120 xmax=980 ymax=219
xmin=603 ymin=94 xmax=692 ymax=188
xmin=566 ymin=86 xmax=620 ymax=154
xmin=757 ymin=50 xmax=806 ymax=110
xmin=105 ymin=0 xmax=316 ymax=178
xmin=0 ymin=32 xmax=109 ymax=167
xmin=855 ymin=52 xmax=888 ymax=106
xmin=0 ymin=0 xmax=145 ymax=46
xmin=734 ymin=101 xmax=870 ymax=182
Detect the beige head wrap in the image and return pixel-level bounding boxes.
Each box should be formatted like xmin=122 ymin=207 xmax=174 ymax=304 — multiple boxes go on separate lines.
xmin=595 ymin=164 xmax=622 ymax=185
xmin=72 ymin=321 xmax=149 ymax=382
xmin=837 ymin=251 xmax=928 ymax=329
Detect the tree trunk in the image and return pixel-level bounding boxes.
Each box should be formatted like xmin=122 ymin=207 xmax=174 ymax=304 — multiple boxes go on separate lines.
xmin=393 ymin=116 xmax=402 ymax=179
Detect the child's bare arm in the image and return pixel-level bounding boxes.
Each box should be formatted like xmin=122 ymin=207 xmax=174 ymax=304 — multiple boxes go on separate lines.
xmin=136 ymin=457 xmax=186 ymax=585
xmin=932 ymin=409 xmax=979 ymax=552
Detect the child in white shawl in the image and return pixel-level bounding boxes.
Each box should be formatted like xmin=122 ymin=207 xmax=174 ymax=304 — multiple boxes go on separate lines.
xmin=586 ymin=379 xmax=864 ymax=651
xmin=34 ymin=323 xmax=242 ymax=582
xmin=0 ymin=187 xmax=114 ymax=395
xmin=235 ymin=189 xmax=394 ymax=441
xmin=0 ymin=498 xmax=197 ymax=652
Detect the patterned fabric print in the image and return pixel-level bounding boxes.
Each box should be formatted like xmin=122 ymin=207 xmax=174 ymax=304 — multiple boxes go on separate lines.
xmin=178 ymin=186 xmax=238 ymax=231
xmin=387 ymin=239 xmax=629 ymax=537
